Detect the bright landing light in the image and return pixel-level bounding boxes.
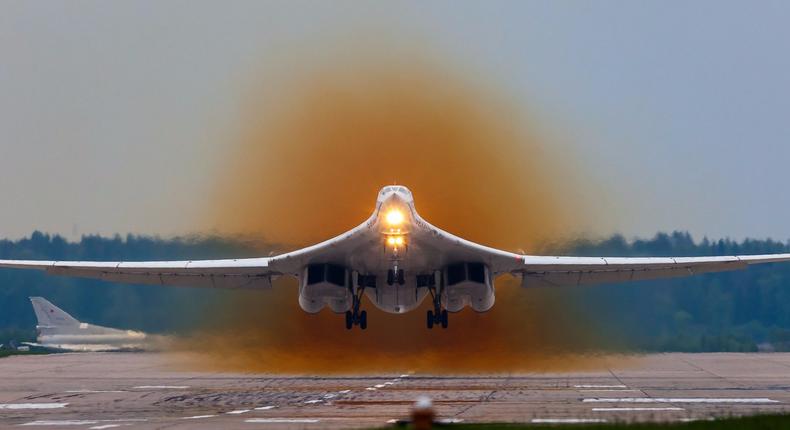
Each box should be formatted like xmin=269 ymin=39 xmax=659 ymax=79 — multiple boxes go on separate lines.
xmin=385 ymin=209 xmax=405 ymax=226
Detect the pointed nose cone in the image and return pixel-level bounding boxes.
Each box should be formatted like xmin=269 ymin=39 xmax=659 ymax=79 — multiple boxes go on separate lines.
xmin=377 ymin=185 xmax=414 ymax=205
xmin=376 ymin=185 xmax=415 ymax=230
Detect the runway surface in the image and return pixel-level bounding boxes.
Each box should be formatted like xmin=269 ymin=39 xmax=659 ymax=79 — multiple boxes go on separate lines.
xmin=1 ymin=352 xmax=790 ymax=429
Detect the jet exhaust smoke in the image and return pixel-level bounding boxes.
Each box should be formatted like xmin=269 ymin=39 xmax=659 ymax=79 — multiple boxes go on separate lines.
xmin=180 ymin=49 xmax=625 ymax=373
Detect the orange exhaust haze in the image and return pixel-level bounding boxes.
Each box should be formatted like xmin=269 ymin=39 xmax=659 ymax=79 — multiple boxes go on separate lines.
xmin=183 ymin=51 xmax=624 ymax=373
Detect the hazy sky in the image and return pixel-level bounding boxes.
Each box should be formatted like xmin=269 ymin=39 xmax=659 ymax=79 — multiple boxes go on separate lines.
xmin=2 ymin=1 xmax=789 ymax=242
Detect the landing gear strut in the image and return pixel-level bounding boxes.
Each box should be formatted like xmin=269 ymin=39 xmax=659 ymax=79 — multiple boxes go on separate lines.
xmin=426 ymin=284 xmax=448 ymax=329
xmin=345 ymin=282 xmax=368 ymax=330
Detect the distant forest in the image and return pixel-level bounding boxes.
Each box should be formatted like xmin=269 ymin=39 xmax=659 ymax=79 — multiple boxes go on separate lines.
xmin=2 ymin=231 xmax=790 ymax=352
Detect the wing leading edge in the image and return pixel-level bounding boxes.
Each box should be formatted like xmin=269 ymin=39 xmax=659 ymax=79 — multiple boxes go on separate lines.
xmin=518 ymin=254 xmax=790 ymax=287
xmin=0 ymin=258 xmax=274 ymax=289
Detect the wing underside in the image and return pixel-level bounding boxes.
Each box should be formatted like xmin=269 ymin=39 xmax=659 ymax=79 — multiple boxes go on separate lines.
xmin=0 ymin=259 xmax=275 ymax=289
xmin=519 ymin=254 xmax=790 ymax=287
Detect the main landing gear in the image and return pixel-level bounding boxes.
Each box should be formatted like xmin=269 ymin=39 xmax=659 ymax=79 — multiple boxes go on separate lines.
xmin=345 ymin=283 xmax=368 ymax=330
xmin=426 ymin=285 xmax=448 ymax=329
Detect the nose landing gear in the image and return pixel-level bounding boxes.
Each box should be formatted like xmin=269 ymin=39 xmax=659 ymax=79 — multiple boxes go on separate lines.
xmin=386 ymin=268 xmax=405 ymax=286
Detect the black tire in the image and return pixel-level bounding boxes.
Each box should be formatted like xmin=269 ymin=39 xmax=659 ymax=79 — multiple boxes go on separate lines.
xmin=345 ymin=311 xmax=353 ymax=329
xmin=427 ymin=310 xmax=434 ymax=329
xmin=441 ymin=310 xmax=448 ymax=328
xmin=386 ymin=270 xmax=394 ymax=286
xmin=360 ymin=310 xmax=368 ymax=330
xmin=397 ymin=270 xmax=405 ymax=285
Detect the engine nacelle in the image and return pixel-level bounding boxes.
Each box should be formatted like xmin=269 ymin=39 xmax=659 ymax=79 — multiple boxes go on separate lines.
xmin=442 ymin=262 xmax=495 ymax=313
xmin=298 ymin=263 xmax=353 ymax=313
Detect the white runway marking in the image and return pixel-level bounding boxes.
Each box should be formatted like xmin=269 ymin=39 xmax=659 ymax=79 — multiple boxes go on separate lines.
xmin=338 ymin=390 xmax=351 ymax=394
xmin=384 ymin=382 xmax=394 ymax=385
xmin=254 ymin=405 xmax=276 ymax=410
xmin=532 ymin=418 xmax=607 ymax=423
xmin=226 ymin=409 xmax=250 ymax=414
xmin=584 ymin=397 xmax=779 ymax=404
xmin=21 ymin=421 xmax=97 ymax=426
xmin=303 ymin=399 xmax=323 ymax=404
xmin=89 ymin=425 xmax=121 ymax=430
xmin=574 ymin=384 xmax=627 ymax=389
xmin=593 ymin=407 xmax=685 ymax=412
xmin=133 ymin=385 xmax=189 ymax=389
xmin=245 ymin=418 xmax=320 ymax=423
xmin=323 ymin=393 xmax=336 ymax=399
xmin=0 ymin=403 xmax=67 ymax=410
xmin=374 ymin=384 xmax=386 ymax=388
xmin=366 ymin=387 xmax=376 ymax=391
xmin=182 ymin=415 xmax=217 ymax=419
xmin=579 ymin=389 xmax=641 ymax=392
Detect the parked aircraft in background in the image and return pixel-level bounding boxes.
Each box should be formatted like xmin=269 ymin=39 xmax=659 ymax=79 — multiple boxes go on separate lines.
xmin=2 ymin=186 xmax=790 ymax=330
xmin=25 ymin=297 xmax=150 ymax=352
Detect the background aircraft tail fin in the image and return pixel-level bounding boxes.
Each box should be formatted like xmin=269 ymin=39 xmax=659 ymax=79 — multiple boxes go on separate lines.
xmin=29 ymin=297 xmax=80 ymax=327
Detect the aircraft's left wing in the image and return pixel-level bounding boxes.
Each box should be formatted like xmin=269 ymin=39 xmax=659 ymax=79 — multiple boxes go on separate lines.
xmin=517 ymin=254 xmax=790 ymax=287
xmin=0 ymin=258 xmax=275 ymax=289
xmin=417 ymin=216 xmax=790 ymax=287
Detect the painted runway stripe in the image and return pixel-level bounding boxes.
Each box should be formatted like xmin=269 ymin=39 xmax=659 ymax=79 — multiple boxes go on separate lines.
xmin=593 ymin=407 xmax=685 ymax=412
xmin=182 ymin=415 xmax=217 ymax=419
xmin=579 ymin=389 xmax=641 ymax=392
xmin=574 ymin=384 xmax=627 ymax=389
xmin=584 ymin=398 xmax=779 ymax=404
xmin=89 ymin=425 xmax=121 ymax=430
xmin=532 ymin=418 xmax=607 ymax=424
xmin=254 ymin=405 xmax=276 ymax=410
xmin=21 ymin=421 xmax=97 ymax=426
xmin=0 ymin=403 xmax=67 ymax=410
xmin=245 ymin=418 xmax=320 ymax=423
xmin=338 ymin=390 xmax=351 ymax=394
xmin=303 ymin=399 xmax=323 ymax=404
xmin=226 ymin=409 xmax=251 ymax=414
xmin=133 ymin=385 xmax=189 ymax=389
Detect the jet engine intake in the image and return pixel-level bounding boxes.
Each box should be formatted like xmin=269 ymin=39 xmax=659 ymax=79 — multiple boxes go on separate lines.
xmin=442 ymin=262 xmax=495 ymax=312
xmin=298 ymin=263 xmax=353 ymax=313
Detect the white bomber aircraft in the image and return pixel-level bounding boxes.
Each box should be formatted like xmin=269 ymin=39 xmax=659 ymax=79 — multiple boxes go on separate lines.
xmin=2 ymin=185 xmax=790 ymax=330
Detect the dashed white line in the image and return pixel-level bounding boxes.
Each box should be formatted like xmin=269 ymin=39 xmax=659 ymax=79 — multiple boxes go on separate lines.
xmin=226 ymin=409 xmax=251 ymax=415
xmin=593 ymin=407 xmax=685 ymax=412
xmin=574 ymin=384 xmax=627 ymax=389
xmin=365 ymin=387 xmax=377 ymax=391
xmin=89 ymin=425 xmax=121 ymax=430
xmin=245 ymin=418 xmax=320 ymax=423
xmin=532 ymin=418 xmax=607 ymax=423
xmin=181 ymin=415 xmax=217 ymax=419
xmin=0 ymin=403 xmax=67 ymax=410
xmin=323 ymin=394 xmax=336 ymax=399
xmin=254 ymin=405 xmax=276 ymax=410
xmin=374 ymin=384 xmax=386 ymax=388
xmin=338 ymin=390 xmax=351 ymax=394
xmin=21 ymin=421 xmax=97 ymax=426
xmin=583 ymin=397 xmax=779 ymax=404
xmin=579 ymin=389 xmax=641 ymax=392
xmin=303 ymin=399 xmax=323 ymax=404
xmin=133 ymin=385 xmax=189 ymax=389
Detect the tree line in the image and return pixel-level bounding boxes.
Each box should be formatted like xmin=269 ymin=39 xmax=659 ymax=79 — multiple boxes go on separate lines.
xmin=2 ymin=230 xmax=790 ymax=352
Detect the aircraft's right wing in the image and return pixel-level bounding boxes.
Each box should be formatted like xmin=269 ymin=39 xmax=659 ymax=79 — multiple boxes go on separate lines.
xmin=0 ymin=258 xmax=276 ymax=289
xmin=0 ymin=215 xmax=377 ymax=289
